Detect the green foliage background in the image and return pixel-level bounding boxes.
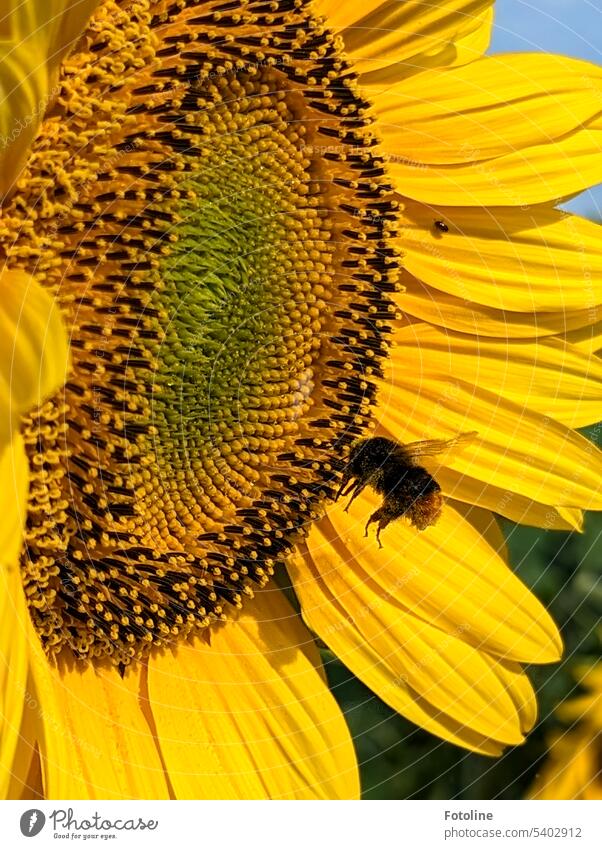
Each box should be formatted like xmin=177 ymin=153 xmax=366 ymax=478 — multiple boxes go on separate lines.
xmin=322 ymin=426 xmax=602 ymax=799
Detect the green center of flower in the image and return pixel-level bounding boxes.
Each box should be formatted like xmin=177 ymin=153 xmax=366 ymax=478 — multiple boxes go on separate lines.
xmin=3 ymin=0 xmax=400 ymax=664
xmin=153 ymin=79 xmax=330 ymax=524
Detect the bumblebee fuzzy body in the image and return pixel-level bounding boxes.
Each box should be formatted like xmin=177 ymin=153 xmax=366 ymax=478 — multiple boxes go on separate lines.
xmin=336 ymin=434 xmax=474 ymax=547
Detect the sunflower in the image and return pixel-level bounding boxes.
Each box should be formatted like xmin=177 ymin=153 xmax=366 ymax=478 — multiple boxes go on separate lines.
xmin=1 ymin=0 xmax=601 ymax=800
xmin=529 ymin=665 xmax=602 ymax=800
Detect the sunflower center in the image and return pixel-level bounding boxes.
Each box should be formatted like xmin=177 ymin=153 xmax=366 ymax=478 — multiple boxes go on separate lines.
xmin=153 ymin=75 xmax=329 ymax=522
xmin=3 ymin=0 xmax=400 ymax=664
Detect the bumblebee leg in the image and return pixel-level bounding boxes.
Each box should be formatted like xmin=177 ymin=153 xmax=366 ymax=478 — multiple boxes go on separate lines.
xmin=344 ymin=479 xmax=368 ymax=512
xmin=335 ymin=474 xmax=352 ymax=501
xmin=341 ymin=478 xmax=359 ymax=499
xmin=364 ymin=511 xmax=383 ymax=549
xmin=365 ymin=507 xmax=392 ymax=548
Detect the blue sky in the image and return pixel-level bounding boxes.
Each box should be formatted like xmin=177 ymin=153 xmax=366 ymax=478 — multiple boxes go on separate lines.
xmin=489 ymin=0 xmax=602 ymax=219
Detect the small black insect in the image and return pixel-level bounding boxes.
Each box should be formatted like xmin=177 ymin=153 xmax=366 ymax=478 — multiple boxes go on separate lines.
xmin=336 ymin=433 xmax=475 ymax=548
xmin=434 ymin=220 xmax=449 ymax=232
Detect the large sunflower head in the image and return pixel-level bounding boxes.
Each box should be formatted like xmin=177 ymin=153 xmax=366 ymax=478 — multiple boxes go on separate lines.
xmin=5 ymin=0 xmax=402 ymax=666
xmin=1 ymin=0 xmax=601 ymax=799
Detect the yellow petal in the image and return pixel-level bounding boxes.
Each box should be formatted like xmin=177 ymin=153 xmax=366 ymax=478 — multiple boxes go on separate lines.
xmin=0 ymin=268 xmax=69 ymax=445
xmin=448 ymin=499 xmax=507 ymax=555
xmin=25 ymin=593 xmax=358 ymax=800
xmin=433 ymin=465 xmax=584 ymax=531
xmin=445 ymin=6 xmax=493 ymax=69
xmin=324 ymin=495 xmax=561 ymax=663
xmin=316 ymin=1 xmax=493 ymax=77
xmin=494 ymin=661 xmax=538 ymax=735
xmin=30 ymin=649 xmax=171 ymax=799
xmin=396 ymin=276 xmax=601 ymax=340
xmin=556 ymin=508 xmax=585 ymax=531
xmin=390 ymin=324 xmax=602 ymax=427
xmin=372 ymin=55 xmax=602 ymax=165
xmin=5 ymin=670 xmax=43 ymax=800
xmin=307 ymin=520 xmax=527 ymax=740
xmin=291 ymin=536 xmax=529 ymax=754
xmin=148 ymin=588 xmax=359 ymax=799
xmin=0 ymin=1 xmax=100 ymax=195
xmin=386 ymin=117 xmax=602 ymax=206
xmin=395 ymin=202 xmax=602 ymax=311
xmin=359 ymin=10 xmax=494 ymax=86
xmin=563 ymin=321 xmax=602 ymax=354
xmin=0 ymin=436 xmax=29 ymax=798
xmin=377 ymin=375 xmax=602 ymax=510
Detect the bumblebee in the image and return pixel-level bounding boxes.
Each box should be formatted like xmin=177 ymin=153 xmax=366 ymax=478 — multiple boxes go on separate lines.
xmin=336 ymin=433 xmax=476 ymax=547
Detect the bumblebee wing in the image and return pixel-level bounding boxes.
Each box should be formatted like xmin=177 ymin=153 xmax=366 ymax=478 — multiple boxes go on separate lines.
xmin=401 ymin=431 xmax=478 ymax=462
